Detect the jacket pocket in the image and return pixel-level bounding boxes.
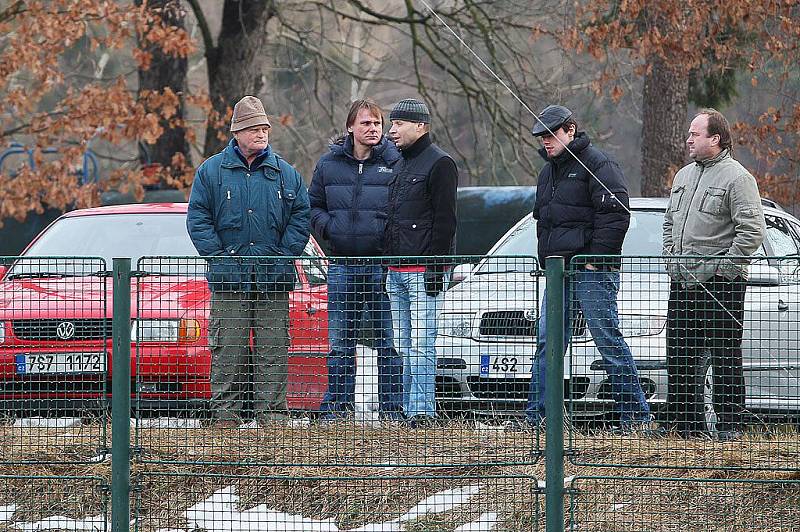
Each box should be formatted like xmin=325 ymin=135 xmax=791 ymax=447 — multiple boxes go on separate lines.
xmin=216 ymin=183 xmax=243 ymax=230
xmin=669 ymin=185 xmax=686 ymax=212
xmin=699 ymin=187 xmax=727 ymax=215
xmin=398 ymin=219 xmax=432 ymax=256
xmin=272 ymin=189 xmax=296 ymax=229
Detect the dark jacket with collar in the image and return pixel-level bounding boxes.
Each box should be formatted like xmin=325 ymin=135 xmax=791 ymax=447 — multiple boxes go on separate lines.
xmin=532 ymin=132 xmax=629 ymax=268
xmin=309 ymin=135 xmax=400 ymax=257
xmin=187 ymin=139 xmax=310 ymax=292
xmin=384 ymin=133 xmax=458 ymax=262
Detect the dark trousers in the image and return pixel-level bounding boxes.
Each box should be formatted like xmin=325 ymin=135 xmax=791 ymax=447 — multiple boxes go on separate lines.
xmin=208 ymin=290 xmax=290 ymax=422
xmin=666 ymin=275 xmax=746 ymax=433
xmin=320 ymin=263 xmax=402 ymax=416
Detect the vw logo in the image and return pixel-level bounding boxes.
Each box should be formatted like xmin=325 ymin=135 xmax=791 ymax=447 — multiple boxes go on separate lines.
xmin=56 ymin=321 xmax=76 ymax=340
xmin=523 ymin=309 xmax=537 ymax=322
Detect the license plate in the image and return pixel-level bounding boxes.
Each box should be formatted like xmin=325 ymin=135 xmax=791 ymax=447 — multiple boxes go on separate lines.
xmin=15 ymin=353 xmax=107 ymax=375
xmin=480 ymin=351 xmax=531 ymax=377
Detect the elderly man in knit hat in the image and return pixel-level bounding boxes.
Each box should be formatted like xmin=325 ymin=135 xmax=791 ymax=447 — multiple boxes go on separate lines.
xmin=187 ymin=95 xmax=310 ymax=427
xmin=385 ymin=98 xmax=458 ymax=427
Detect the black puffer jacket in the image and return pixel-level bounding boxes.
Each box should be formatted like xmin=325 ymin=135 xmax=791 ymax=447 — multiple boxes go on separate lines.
xmin=532 ymin=132 xmax=630 ymax=268
xmin=309 ymin=135 xmax=400 ymax=256
xmin=384 ymin=134 xmax=458 ymax=261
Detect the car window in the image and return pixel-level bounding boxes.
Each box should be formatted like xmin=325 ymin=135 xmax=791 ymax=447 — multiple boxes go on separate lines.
xmin=11 ymin=213 xmax=198 ymax=276
xmin=301 ymin=240 xmax=328 ymax=286
xmin=765 ymin=214 xmax=800 ymax=279
xmin=474 ymin=209 xmax=666 ymax=274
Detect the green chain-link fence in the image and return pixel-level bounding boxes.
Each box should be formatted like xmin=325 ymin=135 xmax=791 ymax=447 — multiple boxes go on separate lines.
xmin=2 ymin=253 xmax=799 ymax=531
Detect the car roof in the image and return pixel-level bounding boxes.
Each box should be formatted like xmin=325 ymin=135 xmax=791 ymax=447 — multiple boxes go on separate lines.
xmin=62 ymin=203 xmax=189 ymax=217
xmin=630 ymin=197 xmax=668 ymax=210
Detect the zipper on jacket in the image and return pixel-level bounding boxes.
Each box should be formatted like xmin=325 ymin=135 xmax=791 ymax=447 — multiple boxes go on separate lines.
xmin=358 ymin=163 xmax=363 ymax=174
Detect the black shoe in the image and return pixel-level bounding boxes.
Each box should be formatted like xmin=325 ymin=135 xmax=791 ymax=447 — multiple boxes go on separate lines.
xmin=716 ymin=430 xmax=743 ymax=442
xmin=405 ymin=414 xmax=436 ymax=429
xmin=503 ymin=418 xmax=542 ymax=433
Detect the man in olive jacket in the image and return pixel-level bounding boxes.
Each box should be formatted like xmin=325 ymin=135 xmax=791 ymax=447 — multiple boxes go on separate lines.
xmin=187 ymin=95 xmax=310 ymax=426
xmin=663 ymin=108 xmax=765 ymax=441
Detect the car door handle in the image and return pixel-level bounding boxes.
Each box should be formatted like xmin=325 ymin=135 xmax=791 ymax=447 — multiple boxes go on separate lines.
xmin=778 ymin=299 xmax=789 ymax=311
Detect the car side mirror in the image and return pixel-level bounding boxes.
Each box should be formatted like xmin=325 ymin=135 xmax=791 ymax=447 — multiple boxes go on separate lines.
xmin=449 ymin=263 xmax=473 ymax=287
xmin=747 ymin=262 xmax=781 ymax=286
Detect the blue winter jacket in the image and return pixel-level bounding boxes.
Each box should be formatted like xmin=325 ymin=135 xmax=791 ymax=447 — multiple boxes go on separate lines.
xmin=309 ymin=135 xmax=400 ymax=257
xmin=187 ymin=139 xmax=311 ymax=292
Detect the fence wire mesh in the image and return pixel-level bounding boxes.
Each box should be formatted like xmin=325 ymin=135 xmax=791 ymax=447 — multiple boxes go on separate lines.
xmin=564 ymin=255 xmax=800 ymax=473
xmin=3 ymin=246 xmax=800 ymax=531
xmin=128 ymin=254 xmax=540 ymax=530
xmin=0 ymin=475 xmax=109 ymax=531
xmin=568 ymin=477 xmax=800 ymax=531
xmin=0 ymin=256 xmax=109 ymax=465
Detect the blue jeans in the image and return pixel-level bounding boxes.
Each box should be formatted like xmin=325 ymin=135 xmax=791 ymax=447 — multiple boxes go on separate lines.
xmin=320 ymin=263 xmax=402 ymax=416
xmin=386 ymin=270 xmax=444 ymax=418
xmin=526 ymin=269 xmax=650 ymax=424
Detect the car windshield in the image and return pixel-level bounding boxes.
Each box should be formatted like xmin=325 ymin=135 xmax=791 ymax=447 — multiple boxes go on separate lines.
xmin=473 ymin=209 xmax=666 ymax=274
xmin=9 ymin=213 xmax=199 ymax=277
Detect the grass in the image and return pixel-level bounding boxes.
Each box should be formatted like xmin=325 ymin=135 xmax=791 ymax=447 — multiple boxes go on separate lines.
xmin=1 ymin=419 xmax=799 ymax=531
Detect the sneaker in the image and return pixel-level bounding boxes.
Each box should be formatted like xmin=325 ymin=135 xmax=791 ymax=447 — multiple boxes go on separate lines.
xmin=503 ymin=418 xmax=542 ymax=433
xmin=209 ymin=419 xmax=240 ymax=429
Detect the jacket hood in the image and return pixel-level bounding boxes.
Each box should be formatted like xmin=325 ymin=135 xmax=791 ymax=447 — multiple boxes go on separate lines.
xmin=537 ymin=131 xmax=590 ymax=164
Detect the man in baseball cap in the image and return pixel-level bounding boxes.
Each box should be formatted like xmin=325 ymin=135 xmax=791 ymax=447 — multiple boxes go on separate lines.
xmin=518 ymin=103 xmax=650 ymax=433
xmin=187 ymin=95 xmax=310 ymax=427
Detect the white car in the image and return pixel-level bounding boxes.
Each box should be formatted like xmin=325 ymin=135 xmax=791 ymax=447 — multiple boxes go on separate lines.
xmin=436 ymin=198 xmax=800 ymax=424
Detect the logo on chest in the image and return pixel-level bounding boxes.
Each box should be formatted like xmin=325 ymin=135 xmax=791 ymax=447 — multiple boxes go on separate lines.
xmin=377 ymin=166 xmax=393 ymax=173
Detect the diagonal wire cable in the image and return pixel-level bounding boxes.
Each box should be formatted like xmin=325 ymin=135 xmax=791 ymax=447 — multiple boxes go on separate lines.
xmin=414 ymin=0 xmax=745 ymax=327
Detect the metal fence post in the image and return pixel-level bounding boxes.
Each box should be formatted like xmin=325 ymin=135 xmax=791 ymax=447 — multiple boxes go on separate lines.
xmin=545 ymin=256 xmax=565 ymax=532
xmin=111 ymin=258 xmax=131 ymax=532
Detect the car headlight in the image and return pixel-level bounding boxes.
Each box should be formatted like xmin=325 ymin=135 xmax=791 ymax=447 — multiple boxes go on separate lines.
xmin=619 ymin=314 xmax=666 ymax=337
xmin=0 ymin=321 xmax=5 ymax=344
xmin=438 ymin=313 xmax=474 ymax=338
xmin=131 ymin=319 xmax=201 ymax=343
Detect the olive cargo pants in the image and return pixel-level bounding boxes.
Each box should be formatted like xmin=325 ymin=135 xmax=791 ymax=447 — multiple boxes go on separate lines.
xmin=208 ymin=290 xmax=290 ymax=422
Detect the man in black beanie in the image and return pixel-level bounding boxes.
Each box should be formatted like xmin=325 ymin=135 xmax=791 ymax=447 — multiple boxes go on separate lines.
xmin=385 ymin=98 xmax=458 ymax=427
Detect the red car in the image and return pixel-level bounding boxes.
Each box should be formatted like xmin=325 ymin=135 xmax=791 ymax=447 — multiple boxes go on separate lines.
xmin=0 ymin=203 xmax=329 ymax=416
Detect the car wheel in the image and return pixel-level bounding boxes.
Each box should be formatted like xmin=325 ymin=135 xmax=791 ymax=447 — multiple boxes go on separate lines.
xmin=702 ymin=359 xmax=718 ymax=434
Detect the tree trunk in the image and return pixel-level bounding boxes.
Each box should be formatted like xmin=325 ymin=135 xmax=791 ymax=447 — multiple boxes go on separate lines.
xmin=640 ymin=55 xmax=689 ymax=197
xmin=136 ymin=0 xmax=190 ymax=186
xmin=203 ymin=0 xmax=276 ymax=157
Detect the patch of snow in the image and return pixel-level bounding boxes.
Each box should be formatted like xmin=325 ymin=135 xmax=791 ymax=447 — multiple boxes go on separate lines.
xmin=12 ymin=418 xmax=82 ymax=429
xmin=355 ymin=345 xmax=379 ymax=420
xmin=133 ymin=418 xmax=203 ymax=429
xmin=0 ymin=505 xmax=16 ymax=524
xmin=455 ymin=512 xmax=498 ymax=531
xmin=14 ymin=514 xmax=107 ymax=531
xmin=398 ymin=484 xmax=481 ymax=522
xmin=345 ymin=522 xmax=403 ymax=531
xmin=537 ymin=476 xmax=575 ymax=490
xmin=184 ymin=486 xmax=239 ymax=531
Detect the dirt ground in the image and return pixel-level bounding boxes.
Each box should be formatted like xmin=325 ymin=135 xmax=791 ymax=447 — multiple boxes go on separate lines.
xmin=1 ymin=420 xmax=799 ymax=531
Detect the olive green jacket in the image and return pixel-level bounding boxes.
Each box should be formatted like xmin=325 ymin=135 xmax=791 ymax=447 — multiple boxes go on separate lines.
xmin=662 ymin=149 xmax=766 ymax=285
